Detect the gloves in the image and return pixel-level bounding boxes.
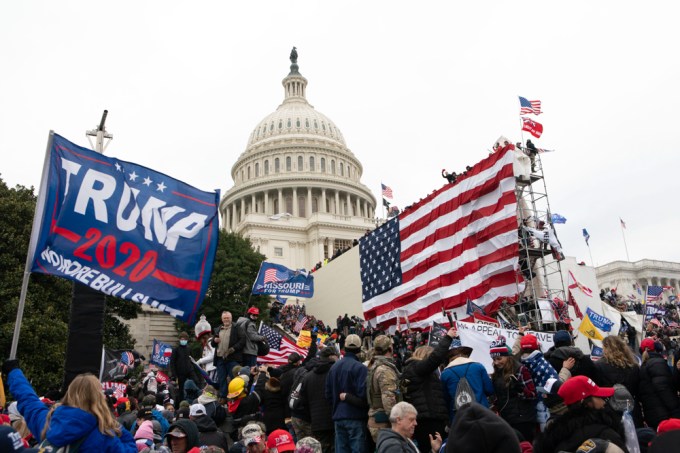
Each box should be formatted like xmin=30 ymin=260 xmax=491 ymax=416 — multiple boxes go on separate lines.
xmin=2 ymin=359 xmax=19 ymax=376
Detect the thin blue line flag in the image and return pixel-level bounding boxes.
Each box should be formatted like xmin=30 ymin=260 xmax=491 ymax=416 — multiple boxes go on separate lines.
xmin=31 ymin=134 xmax=219 ymax=323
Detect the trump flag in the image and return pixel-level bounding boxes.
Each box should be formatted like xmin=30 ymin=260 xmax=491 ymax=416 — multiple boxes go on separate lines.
xmin=252 ymin=262 xmax=314 ymax=297
xmin=30 ymin=133 xmax=219 ymax=323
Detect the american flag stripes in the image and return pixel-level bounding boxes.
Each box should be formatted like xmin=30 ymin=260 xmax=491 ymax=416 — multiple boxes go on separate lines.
xmin=359 ymin=147 xmax=520 ymax=330
xmin=258 ymin=323 xmax=308 ymax=366
xmin=568 ymin=270 xmax=593 ymax=297
xmin=294 ymin=314 xmax=309 ymax=333
xmin=519 ymin=96 xmax=542 ymax=115
xmin=264 ymin=267 xmax=288 ymax=284
xmin=646 ymin=285 xmax=664 ymax=302
xmin=381 ymin=183 xmax=393 ymax=199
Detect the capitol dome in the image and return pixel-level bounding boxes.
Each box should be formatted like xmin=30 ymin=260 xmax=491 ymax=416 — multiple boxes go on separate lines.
xmin=220 ymin=50 xmax=377 ymax=271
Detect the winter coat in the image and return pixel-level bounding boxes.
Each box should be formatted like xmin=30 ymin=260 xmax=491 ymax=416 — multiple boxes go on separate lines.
xmin=235 ymin=316 xmax=265 ymax=356
xmin=8 ymin=368 xmax=136 ymax=452
xmin=117 ymin=410 xmax=138 ymax=432
xmin=491 ymin=363 xmax=537 ymax=426
xmin=638 ymin=352 xmax=680 ymax=429
xmin=400 ymin=335 xmax=451 ymax=422
xmin=593 ymin=359 xmax=643 ymax=426
xmin=258 ymin=375 xmax=287 ymax=434
xmin=170 ymin=344 xmax=195 ymax=379
xmin=376 ymin=428 xmax=419 ymax=453
xmin=167 ymin=419 xmax=200 ymax=449
xmin=279 ymin=340 xmax=317 ymax=419
xmin=325 ymin=351 xmax=369 ymax=421
xmin=193 ymin=415 xmax=229 ymax=450
xmin=534 ymin=406 xmax=627 ymax=453
xmin=210 ymin=324 xmax=246 ymax=363
xmin=440 ymin=358 xmax=494 ymax=421
xmin=544 ymin=346 xmax=597 ymax=380
xmin=301 ymin=358 xmax=335 ymax=432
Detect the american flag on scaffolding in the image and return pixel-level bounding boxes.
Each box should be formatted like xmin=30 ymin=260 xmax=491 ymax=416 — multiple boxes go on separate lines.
xmin=359 ymin=147 xmax=519 ymax=330
xmin=646 ymin=285 xmax=664 ymax=302
xmin=294 ymin=314 xmax=309 ymax=333
xmin=258 ymin=323 xmax=308 ymax=366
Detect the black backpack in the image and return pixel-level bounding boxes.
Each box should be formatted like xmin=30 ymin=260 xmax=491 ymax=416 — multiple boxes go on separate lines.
xmin=288 ymin=366 xmax=309 ymax=410
xmin=38 ymin=436 xmax=86 ymax=453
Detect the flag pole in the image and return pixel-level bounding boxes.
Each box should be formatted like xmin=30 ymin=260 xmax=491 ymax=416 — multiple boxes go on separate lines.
xmin=620 ymin=222 xmax=630 ymax=262
xmin=587 ymin=243 xmax=594 ymax=268
xmin=10 ymin=130 xmax=54 ymax=359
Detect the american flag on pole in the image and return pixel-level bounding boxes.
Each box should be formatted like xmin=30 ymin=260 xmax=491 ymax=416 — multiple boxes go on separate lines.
xmin=360 ymin=147 xmax=519 ymax=330
xmin=294 ymin=314 xmax=309 ymax=333
xmin=646 ymin=285 xmax=664 ymax=302
xmin=264 ymin=267 xmax=289 ymax=284
xmin=381 ymin=183 xmax=394 ymax=199
xmin=258 ymin=323 xmax=308 ymax=366
xmin=519 ymin=96 xmax=542 ymax=115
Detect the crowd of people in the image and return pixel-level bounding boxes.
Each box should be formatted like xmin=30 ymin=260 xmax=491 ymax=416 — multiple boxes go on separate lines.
xmin=3 ymin=302 xmax=680 ymax=453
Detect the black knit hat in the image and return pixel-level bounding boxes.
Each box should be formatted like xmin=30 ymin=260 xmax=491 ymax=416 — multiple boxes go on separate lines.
xmin=446 ymin=403 xmax=520 ymax=453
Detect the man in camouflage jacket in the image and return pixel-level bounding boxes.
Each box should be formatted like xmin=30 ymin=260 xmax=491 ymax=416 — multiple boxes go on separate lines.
xmin=367 ymin=334 xmax=400 ymax=443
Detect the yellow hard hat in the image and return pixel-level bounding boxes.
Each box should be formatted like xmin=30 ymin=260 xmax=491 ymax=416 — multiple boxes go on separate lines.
xmin=227 ymin=377 xmax=246 ymax=399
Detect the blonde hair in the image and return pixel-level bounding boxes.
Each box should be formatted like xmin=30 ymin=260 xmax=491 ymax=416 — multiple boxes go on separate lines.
xmin=411 ymin=345 xmax=434 ymax=361
xmin=12 ymin=418 xmax=31 ymax=439
xmin=602 ymin=335 xmax=637 ymax=369
xmin=42 ymin=374 xmax=121 ymax=440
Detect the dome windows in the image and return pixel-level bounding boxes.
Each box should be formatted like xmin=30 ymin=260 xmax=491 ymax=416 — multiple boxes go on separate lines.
xmin=286 ymin=156 xmax=291 ymax=172
xmin=264 ymin=160 xmax=270 ymax=175
xmin=298 ymin=155 xmax=303 ymax=171
xmin=320 ymin=157 xmax=326 ymax=173
xmin=287 ymin=119 xmax=291 ymax=128
xmin=339 ymin=162 xmax=344 ymax=176
xmin=322 ymin=122 xmax=326 ymax=131
xmin=278 ymin=120 xmax=283 ymax=130
xmin=255 ymin=162 xmax=260 ymax=177
xmin=296 ymin=118 xmax=301 ymax=128
xmin=275 ymin=158 xmax=280 ymax=173
xmin=270 ymin=122 xmax=274 ymax=131
xmin=314 ymin=120 xmax=318 ymax=130
xmin=305 ymin=119 xmax=310 ymax=128
xmin=309 ymin=156 xmax=315 ymax=171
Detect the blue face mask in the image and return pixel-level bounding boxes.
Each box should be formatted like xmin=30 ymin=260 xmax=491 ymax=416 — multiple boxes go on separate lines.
xmin=180 ymin=340 xmax=188 ymax=346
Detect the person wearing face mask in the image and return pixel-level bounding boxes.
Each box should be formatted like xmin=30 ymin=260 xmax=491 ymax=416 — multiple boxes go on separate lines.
xmin=170 ymin=332 xmax=200 ymax=402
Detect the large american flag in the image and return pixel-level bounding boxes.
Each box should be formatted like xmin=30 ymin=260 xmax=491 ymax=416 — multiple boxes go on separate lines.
xmin=258 ymin=323 xmax=308 ymax=366
xmin=360 ymin=147 xmax=519 ymax=330
xmin=264 ymin=268 xmax=288 ymax=284
xmin=519 ymin=96 xmax=542 ymax=115
xmin=646 ymin=285 xmax=664 ymax=302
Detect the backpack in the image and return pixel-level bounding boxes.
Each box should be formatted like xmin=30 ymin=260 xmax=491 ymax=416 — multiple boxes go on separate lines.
xmin=288 ymin=366 xmax=309 ymax=410
xmin=38 ymin=436 xmax=86 ymax=453
xmin=451 ymin=364 xmax=476 ymax=410
xmin=256 ymin=340 xmax=270 ymax=356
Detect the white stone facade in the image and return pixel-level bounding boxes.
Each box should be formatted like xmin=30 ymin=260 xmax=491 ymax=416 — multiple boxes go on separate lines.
xmin=220 ymin=59 xmax=377 ymax=271
xmin=596 ymin=259 xmax=680 ymax=300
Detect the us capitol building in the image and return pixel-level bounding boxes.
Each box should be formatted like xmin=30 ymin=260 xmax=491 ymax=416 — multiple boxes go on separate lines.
xmin=219 ymin=49 xmax=377 ymax=270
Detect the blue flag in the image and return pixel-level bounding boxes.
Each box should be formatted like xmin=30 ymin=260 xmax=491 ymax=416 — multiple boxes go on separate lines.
xmin=275 ymin=295 xmax=288 ymax=304
xmin=551 ymin=213 xmax=567 ymax=224
xmin=582 ymin=228 xmax=591 ymax=246
xmin=252 ymin=262 xmax=314 ymax=297
xmin=31 ymin=134 xmax=219 ymax=323
xmin=150 ymin=339 xmax=173 ymax=368
xmin=585 ymin=307 xmax=615 ymax=332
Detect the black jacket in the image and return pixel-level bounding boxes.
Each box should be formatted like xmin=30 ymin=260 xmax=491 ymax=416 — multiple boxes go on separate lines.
xmin=638 ymin=352 xmax=680 ymax=429
xmin=400 ymin=335 xmax=451 ymax=421
xmin=280 ymin=340 xmax=317 ymax=420
xmin=491 ymin=363 xmax=537 ymax=426
xmin=594 ymin=359 xmax=643 ymax=426
xmin=544 ymin=346 xmax=597 ymax=380
xmin=376 ymin=428 xmax=419 ymax=453
xmin=170 ymin=345 xmax=195 ymax=378
xmin=194 ymin=415 xmax=229 ymax=450
xmin=258 ymin=374 xmax=287 ymax=434
xmin=301 ymin=358 xmax=335 ymax=432
xmin=534 ymin=407 xmax=628 ymax=453
xmin=210 ymin=324 xmax=247 ymax=364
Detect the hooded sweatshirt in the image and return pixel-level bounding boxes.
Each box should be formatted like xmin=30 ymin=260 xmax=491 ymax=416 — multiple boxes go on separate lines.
xmin=8 ymin=368 xmax=136 ymax=452
xmin=167 ymin=419 xmax=200 ymax=449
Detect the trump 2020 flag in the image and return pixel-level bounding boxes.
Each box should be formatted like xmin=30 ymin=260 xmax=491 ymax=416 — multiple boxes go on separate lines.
xmin=31 ymin=133 xmax=219 ymax=323
xmin=521 ymin=117 xmax=543 ymax=138
xmin=252 ymin=262 xmax=314 ymax=297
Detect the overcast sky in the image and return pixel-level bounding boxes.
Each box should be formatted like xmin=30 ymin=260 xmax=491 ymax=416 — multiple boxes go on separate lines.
xmin=1 ymin=1 xmax=678 ymax=268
